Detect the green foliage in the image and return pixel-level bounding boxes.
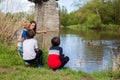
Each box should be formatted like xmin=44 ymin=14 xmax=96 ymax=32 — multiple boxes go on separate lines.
xmin=0 ymin=44 xmax=24 ymax=68
xmin=4 ymin=12 xmax=34 ymax=21
xmin=26 ymin=14 xmax=34 ymax=21
xmin=60 ymin=0 xmax=120 ymax=30
xmin=40 ymin=47 xmax=48 ymax=67
xmin=84 ymin=10 xmax=101 ymax=29
xmin=5 ymin=12 xmax=13 ymax=19
xmin=60 ymin=6 xmax=68 ymax=27
xmin=67 ymin=13 xmax=79 ymax=25
xmin=12 ymin=12 xmax=34 ymax=21
xmin=60 ymin=6 xmax=79 ymax=27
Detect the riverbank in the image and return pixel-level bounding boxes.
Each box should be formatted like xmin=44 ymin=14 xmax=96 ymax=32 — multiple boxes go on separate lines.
xmin=62 ymin=24 xmax=120 ymax=31
xmin=0 ymin=44 xmax=120 ymax=80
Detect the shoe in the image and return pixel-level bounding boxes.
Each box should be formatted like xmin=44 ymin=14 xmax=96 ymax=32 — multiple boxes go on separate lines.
xmin=25 ymin=62 xmax=30 ymax=67
xmin=38 ymin=65 xmax=43 ymax=68
xmin=56 ymin=68 xmax=61 ymax=71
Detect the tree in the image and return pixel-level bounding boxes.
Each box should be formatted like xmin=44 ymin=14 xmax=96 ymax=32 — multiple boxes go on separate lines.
xmin=13 ymin=12 xmax=28 ymax=21
xmin=60 ymin=6 xmax=68 ymax=26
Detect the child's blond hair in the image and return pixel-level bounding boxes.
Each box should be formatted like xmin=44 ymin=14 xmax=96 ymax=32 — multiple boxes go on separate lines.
xmin=22 ymin=20 xmax=30 ymax=29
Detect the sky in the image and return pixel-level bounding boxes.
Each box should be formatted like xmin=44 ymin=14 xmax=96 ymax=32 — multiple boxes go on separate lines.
xmin=0 ymin=0 xmax=34 ymax=13
xmin=58 ymin=0 xmax=76 ymax=13
xmin=0 ymin=0 xmax=76 ymax=13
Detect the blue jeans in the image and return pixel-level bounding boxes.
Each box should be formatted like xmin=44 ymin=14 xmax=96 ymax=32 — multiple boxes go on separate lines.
xmin=58 ymin=56 xmax=69 ymax=69
xmin=18 ymin=46 xmax=23 ymax=57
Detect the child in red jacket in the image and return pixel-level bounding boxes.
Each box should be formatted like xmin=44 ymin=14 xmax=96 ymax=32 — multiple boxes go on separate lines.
xmin=47 ymin=37 xmax=69 ymax=71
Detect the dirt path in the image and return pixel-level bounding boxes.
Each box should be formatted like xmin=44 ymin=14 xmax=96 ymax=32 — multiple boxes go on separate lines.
xmin=80 ymin=77 xmax=95 ymax=80
xmin=0 ymin=67 xmax=16 ymax=73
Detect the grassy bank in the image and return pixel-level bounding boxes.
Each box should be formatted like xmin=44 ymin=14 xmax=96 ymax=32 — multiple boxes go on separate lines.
xmin=0 ymin=44 xmax=120 ymax=80
xmin=63 ymin=24 xmax=120 ymax=31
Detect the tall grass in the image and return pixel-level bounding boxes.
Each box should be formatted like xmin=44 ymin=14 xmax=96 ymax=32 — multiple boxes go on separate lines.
xmin=0 ymin=12 xmax=22 ymax=45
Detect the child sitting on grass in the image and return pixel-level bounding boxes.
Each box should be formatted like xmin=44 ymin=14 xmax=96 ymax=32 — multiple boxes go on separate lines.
xmin=47 ymin=37 xmax=69 ymax=71
xmin=23 ymin=29 xmax=43 ymax=68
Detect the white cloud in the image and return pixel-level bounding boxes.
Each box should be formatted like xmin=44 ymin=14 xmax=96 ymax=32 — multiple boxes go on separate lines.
xmin=0 ymin=0 xmax=34 ymax=13
xmin=0 ymin=0 xmax=75 ymax=13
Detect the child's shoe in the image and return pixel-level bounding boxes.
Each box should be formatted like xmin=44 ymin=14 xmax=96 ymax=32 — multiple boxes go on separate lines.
xmin=38 ymin=65 xmax=43 ymax=68
xmin=56 ymin=68 xmax=61 ymax=71
xmin=25 ymin=62 xmax=30 ymax=67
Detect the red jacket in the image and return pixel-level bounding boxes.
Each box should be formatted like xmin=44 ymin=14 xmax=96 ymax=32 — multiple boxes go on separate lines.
xmin=47 ymin=50 xmax=61 ymax=69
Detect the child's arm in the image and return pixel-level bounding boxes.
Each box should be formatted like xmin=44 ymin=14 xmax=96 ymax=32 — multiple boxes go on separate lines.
xmin=61 ymin=52 xmax=65 ymax=57
xmin=17 ymin=37 xmax=24 ymax=42
xmin=60 ymin=48 xmax=65 ymax=60
xmin=18 ymin=30 xmax=26 ymax=42
xmin=34 ymin=40 xmax=39 ymax=51
xmin=36 ymin=30 xmax=47 ymax=34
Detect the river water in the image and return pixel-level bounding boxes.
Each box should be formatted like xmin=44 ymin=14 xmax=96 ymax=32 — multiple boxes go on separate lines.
xmin=60 ymin=29 xmax=120 ymax=72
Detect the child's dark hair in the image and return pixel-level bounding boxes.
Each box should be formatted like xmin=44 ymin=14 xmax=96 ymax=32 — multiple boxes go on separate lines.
xmin=51 ymin=37 xmax=60 ymax=46
xmin=26 ymin=29 xmax=36 ymax=39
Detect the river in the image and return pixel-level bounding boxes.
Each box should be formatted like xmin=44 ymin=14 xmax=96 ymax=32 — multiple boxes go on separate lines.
xmin=60 ymin=28 xmax=120 ymax=72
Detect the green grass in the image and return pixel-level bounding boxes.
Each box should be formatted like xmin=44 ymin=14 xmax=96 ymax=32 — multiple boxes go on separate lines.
xmin=65 ymin=25 xmax=88 ymax=30
xmin=63 ymin=24 xmax=120 ymax=31
xmin=0 ymin=44 xmax=120 ymax=80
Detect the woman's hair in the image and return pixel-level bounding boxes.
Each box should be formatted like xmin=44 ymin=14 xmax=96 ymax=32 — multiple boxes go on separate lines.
xmin=30 ymin=20 xmax=37 ymax=32
xmin=26 ymin=29 xmax=36 ymax=39
xmin=51 ymin=37 xmax=60 ymax=46
xmin=22 ymin=20 xmax=30 ymax=29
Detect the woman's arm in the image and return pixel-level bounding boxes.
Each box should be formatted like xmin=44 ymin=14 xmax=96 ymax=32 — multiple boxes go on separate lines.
xmin=36 ymin=30 xmax=47 ymax=34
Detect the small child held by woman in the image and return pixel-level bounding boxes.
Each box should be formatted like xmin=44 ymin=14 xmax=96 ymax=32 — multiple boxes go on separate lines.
xmin=47 ymin=37 xmax=69 ymax=71
xmin=17 ymin=20 xmax=30 ymax=57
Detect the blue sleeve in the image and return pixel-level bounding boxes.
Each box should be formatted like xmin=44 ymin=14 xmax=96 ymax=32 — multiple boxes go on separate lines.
xmin=59 ymin=47 xmax=64 ymax=60
xmin=21 ymin=30 xmax=26 ymax=40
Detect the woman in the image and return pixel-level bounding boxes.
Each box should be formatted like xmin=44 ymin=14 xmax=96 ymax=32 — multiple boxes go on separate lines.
xmin=17 ymin=20 xmax=47 ymax=57
xmin=29 ymin=21 xmax=47 ymax=34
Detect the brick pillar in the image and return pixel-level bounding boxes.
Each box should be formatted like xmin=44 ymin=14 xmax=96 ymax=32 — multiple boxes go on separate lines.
xmin=35 ymin=0 xmax=59 ymax=49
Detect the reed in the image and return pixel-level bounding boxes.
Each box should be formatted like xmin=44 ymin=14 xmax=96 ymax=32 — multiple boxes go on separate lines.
xmin=0 ymin=12 xmax=22 ymax=45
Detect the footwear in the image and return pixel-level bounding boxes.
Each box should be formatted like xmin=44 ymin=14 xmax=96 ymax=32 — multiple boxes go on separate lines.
xmin=38 ymin=65 xmax=43 ymax=68
xmin=56 ymin=68 xmax=61 ymax=71
xmin=25 ymin=62 xmax=30 ymax=67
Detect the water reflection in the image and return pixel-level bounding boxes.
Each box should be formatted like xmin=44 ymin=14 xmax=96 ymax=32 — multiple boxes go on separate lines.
xmin=60 ymin=29 xmax=120 ymax=72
